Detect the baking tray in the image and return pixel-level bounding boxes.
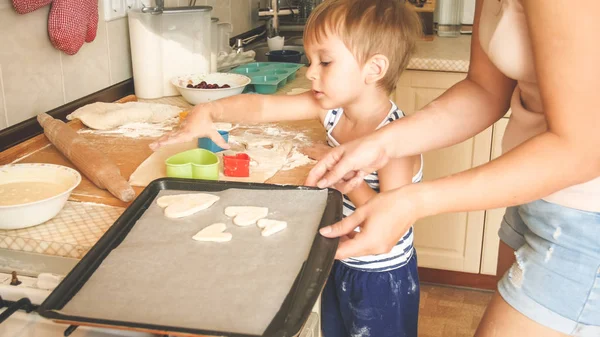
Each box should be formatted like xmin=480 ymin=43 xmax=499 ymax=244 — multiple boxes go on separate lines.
xmin=38 ymin=178 xmax=342 ymax=337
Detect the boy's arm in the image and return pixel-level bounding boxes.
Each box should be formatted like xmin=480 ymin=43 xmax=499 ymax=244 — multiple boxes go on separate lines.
xmin=208 ymin=91 xmax=324 ymax=123
xmin=150 ymin=91 xmax=324 ymax=150
xmin=345 ymin=156 xmax=418 ymax=208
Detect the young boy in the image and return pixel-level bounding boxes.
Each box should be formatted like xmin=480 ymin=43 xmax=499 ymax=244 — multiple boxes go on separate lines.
xmin=151 ymin=0 xmax=423 ymax=336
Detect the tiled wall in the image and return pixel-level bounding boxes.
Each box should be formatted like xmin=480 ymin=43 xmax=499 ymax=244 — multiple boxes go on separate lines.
xmin=0 ymin=0 xmax=260 ymax=130
xmin=0 ymin=1 xmax=132 ymax=129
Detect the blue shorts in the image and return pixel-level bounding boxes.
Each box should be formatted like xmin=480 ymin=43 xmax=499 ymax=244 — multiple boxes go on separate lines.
xmin=498 ymin=199 xmax=600 ymax=336
xmin=321 ymin=252 xmax=420 ymax=337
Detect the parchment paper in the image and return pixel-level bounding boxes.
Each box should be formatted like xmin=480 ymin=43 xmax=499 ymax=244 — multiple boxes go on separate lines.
xmin=59 ymin=188 xmax=328 ymax=335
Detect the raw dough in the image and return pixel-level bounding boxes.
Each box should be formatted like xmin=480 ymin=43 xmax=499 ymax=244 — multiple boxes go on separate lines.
xmin=36 ymin=273 xmax=64 ymax=290
xmin=192 ymin=223 xmax=232 ymax=242
xmin=225 ymin=206 xmax=268 ymax=226
xmin=212 ymin=122 xmax=235 ymax=131
xmin=257 ymin=219 xmax=288 ymax=237
xmin=128 ymin=124 xmax=312 ymax=187
xmin=67 ymin=102 xmax=182 ymax=130
xmin=0 ymin=181 xmax=68 ymax=206
xmin=156 ymin=193 xmax=220 ymax=218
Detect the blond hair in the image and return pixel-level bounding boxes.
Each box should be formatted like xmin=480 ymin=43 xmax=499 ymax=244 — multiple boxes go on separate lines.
xmin=304 ymin=0 xmax=421 ymax=93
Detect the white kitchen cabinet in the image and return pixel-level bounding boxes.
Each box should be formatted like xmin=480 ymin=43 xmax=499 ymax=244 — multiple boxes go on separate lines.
xmin=394 ymin=70 xmax=493 ymax=273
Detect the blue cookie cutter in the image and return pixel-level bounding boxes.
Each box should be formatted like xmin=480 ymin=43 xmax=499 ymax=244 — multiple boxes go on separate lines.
xmin=198 ymin=130 xmax=229 ymax=152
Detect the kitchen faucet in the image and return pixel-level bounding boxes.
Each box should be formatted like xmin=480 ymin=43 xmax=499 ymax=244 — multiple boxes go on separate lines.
xmin=270 ymin=0 xmax=280 ymax=37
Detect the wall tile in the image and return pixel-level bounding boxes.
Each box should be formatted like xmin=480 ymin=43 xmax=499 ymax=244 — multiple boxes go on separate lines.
xmin=184 ymin=0 xmax=208 ymax=5
xmin=0 ymin=65 xmax=7 ymax=129
xmin=0 ymin=6 xmax=64 ymax=126
xmin=230 ymin=0 xmax=253 ymax=36
xmin=61 ymin=1 xmax=111 ymax=102
xmin=107 ymin=18 xmax=133 ymax=84
xmin=0 ymin=0 xmax=11 ymax=10
xmin=207 ymin=0 xmax=231 ymax=22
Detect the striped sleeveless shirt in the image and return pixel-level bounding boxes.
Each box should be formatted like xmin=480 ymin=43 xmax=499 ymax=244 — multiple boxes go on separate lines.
xmin=323 ymin=101 xmax=423 ymax=272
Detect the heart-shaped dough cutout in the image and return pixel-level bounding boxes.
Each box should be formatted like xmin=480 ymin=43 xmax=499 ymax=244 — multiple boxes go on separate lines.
xmin=257 ymin=219 xmax=287 ymax=237
xmin=157 ymin=193 xmax=220 ymax=218
xmin=225 ymin=206 xmax=268 ymax=226
xmin=192 ymin=223 xmax=232 ymax=242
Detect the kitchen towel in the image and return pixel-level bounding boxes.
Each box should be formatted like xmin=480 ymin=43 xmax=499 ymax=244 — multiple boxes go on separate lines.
xmin=12 ymin=0 xmax=52 ymax=14
xmin=11 ymin=0 xmax=99 ymax=55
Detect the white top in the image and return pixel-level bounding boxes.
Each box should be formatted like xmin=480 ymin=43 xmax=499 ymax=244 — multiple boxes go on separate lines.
xmin=479 ymin=0 xmax=600 ymax=212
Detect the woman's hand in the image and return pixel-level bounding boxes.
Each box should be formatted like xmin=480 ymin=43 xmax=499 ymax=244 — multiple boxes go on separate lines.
xmin=305 ymin=135 xmax=390 ymax=193
xmin=320 ymin=185 xmax=422 ymax=260
xmin=149 ymin=104 xmax=230 ymax=151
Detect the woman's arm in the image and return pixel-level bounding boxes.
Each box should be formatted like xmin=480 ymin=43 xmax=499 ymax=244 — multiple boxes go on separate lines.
xmin=303 ymin=144 xmax=418 ymax=207
xmin=380 ymin=0 xmax=516 ymax=157
xmin=346 ymin=155 xmax=418 ymax=208
xmin=416 ymin=0 xmax=600 ymax=215
xmin=319 ymin=0 xmax=600 ymax=259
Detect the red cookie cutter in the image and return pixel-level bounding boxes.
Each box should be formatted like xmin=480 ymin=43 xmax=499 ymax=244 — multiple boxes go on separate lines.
xmin=223 ymin=153 xmax=250 ymax=177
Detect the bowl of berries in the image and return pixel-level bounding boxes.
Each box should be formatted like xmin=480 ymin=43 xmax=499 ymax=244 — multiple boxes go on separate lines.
xmin=171 ymin=73 xmax=251 ymax=105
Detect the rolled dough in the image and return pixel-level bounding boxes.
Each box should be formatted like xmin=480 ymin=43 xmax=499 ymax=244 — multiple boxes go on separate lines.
xmin=225 ymin=206 xmax=269 ymax=226
xmin=67 ymin=102 xmax=182 ymax=130
xmin=157 ymin=193 xmax=220 ymax=218
xmin=192 ymin=223 xmax=232 ymax=242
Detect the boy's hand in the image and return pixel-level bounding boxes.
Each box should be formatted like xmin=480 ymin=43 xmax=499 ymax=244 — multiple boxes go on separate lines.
xmin=305 ymin=135 xmax=389 ymax=193
xmin=149 ymin=105 xmax=230 ymax=151
xmin=319 ymin=185 xmax=420 ymax=260
xmin=300 ymin=144 xmax=332 ymax=161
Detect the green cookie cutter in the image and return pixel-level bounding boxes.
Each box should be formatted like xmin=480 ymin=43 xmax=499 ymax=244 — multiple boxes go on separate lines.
xmin=165 ymin=148 xmax=219 ymax=180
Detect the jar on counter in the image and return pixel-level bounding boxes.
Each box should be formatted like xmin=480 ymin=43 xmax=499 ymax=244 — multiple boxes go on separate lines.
xmin=436 ymin=0 xmax=463 ymax=37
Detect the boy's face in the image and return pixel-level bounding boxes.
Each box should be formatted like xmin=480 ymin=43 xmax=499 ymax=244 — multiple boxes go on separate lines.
xmin=304 ymin=34 xmax=366 ymax=109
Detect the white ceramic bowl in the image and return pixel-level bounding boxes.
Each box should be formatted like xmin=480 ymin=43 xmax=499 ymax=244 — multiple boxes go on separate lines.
xmin=0 ymin=163 xmax=81 ymax=230
xmin=171 ymin=73 xmax=251 ymax=105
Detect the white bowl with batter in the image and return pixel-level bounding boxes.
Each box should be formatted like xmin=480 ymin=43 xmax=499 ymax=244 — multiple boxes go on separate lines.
xmin=0 ymin=163 xmax=81 ymax=230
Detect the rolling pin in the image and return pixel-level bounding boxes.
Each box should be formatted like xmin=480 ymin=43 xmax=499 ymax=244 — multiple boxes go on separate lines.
xmin=37 ymin=112 xmax=136 ymax=202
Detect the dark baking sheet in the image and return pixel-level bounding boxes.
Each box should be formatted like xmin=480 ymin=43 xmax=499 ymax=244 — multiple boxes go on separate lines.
xmin=38 ymin=178 xmax=342 ymax=337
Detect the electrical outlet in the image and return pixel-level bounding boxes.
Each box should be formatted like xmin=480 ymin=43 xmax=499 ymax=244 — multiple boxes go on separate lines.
xmin=103 ymin=0 xmax=145 ymax=22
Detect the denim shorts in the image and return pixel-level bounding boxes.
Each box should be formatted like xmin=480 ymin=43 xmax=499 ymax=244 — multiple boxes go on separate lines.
xmin=498 ymin=199 xmax=600 ymax=336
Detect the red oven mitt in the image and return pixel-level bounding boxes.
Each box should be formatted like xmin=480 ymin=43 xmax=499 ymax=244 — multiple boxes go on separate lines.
xmin=48 ymin=0 xmax=99 ymax=55
xmin=12 ymin=0 xmax=52 ymax=14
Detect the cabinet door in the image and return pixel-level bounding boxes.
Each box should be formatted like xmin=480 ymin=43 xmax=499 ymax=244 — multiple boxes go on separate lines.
xmin=395 ymin=70 xmax=467 ymax=115
xmin=415 ymin=127 xmax=492 ymax=273
xmin=480 ymin=118 xmax=509 ymax=275
xmin=395 ymin=70 xmax=492 ymax=273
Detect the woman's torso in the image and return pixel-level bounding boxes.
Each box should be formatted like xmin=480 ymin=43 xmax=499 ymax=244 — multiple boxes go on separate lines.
xmin=479 ymin=0 xmax=600 ymax=212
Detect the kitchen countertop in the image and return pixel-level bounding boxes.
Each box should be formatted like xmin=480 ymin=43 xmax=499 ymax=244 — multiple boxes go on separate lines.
xmin=0 ymin=68 xmax=322 ymax=209
xmin=408 ymin=35 xmax=471 ymax=73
